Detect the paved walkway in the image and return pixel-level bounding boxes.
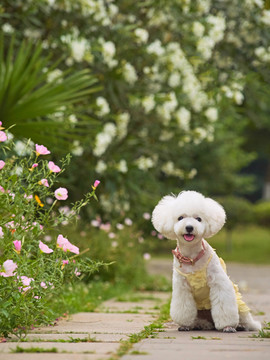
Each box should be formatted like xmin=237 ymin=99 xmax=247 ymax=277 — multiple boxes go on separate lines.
xmin=122 ymin=260 xmax=270 ymax=360
xmin=0 ymin=261 xmax=269 ymax=360
xmin=0 ymin=291 xmax=170 ymax=360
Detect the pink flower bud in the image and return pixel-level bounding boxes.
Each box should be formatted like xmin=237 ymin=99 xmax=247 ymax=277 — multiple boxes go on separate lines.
xmin=13 ymin=240 xmax=22 ymax=253
xmin=0 ymin=160 xmax=5 ymax=169
xmin=93 ymin=180 xmax=100 ymax=188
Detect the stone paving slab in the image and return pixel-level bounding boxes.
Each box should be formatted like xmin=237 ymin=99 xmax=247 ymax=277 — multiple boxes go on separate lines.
xmin=122 ymin=324 xmax=270 ymax=360
xmin=0 ymin=291 xmax=169 ymax=360
xmin=0 ymin=341 xmax=119 ymax=354
xmin=25 ymin=332 xmax=129 ymax=343
xmin=0 ymin=354 xmax=105 ymax=360
xmin=32 ymin=313 xmax=156 ymax=334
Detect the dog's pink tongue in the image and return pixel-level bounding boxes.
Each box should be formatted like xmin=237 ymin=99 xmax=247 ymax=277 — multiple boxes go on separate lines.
xmin=184 ymin=234 xmax=195 ymax=241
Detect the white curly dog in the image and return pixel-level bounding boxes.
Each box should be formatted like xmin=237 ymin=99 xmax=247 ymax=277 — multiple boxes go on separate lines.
xmin=152 ymin=190 xmax=261 ymax=333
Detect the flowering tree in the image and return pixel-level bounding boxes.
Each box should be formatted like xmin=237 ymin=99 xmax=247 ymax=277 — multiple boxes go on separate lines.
xmin=1 ymin=0 xmax=270 ymax=219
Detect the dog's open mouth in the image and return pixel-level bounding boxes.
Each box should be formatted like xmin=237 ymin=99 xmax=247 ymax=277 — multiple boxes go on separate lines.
xmin=183 ymin=234 xmax=195 ymax=242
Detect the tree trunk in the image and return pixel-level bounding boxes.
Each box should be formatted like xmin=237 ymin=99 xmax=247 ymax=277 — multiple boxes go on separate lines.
xmin=263 ymin=160 xmax=270 ymax=200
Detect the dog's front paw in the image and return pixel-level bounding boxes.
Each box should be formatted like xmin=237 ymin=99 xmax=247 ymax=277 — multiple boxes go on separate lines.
xmin=178 ymin=326 xmax=190 ymax=331
xmin=223 ymin=326 xmax=236 ymax=333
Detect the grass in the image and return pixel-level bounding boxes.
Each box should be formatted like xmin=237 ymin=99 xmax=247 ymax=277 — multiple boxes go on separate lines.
xmin=211 ymin=225 xmax=270 ymax=264
xmin=252 ymin=322 xmax=270 ymax=338
xmin=13 ymin=346 xmax=58 ymax=353
xmin=49 ymin=280 xmax=133 ymax=317
xmin=17 ymin=336 xmax=97 ymax=343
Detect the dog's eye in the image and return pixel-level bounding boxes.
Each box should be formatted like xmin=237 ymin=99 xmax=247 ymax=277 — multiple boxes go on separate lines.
xmin=178 ymin=216 xmax=184 ymax=221
xmin=196 ymin=217 xmax=202 ymax=222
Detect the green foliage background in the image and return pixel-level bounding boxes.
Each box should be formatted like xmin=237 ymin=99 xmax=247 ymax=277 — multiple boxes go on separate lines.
xmin=1 ymin=0 xmax=270 ymax=221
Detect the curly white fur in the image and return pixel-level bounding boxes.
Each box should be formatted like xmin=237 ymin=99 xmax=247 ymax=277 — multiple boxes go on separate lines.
xmin=152 ymin=190 xmax=261 ymax=332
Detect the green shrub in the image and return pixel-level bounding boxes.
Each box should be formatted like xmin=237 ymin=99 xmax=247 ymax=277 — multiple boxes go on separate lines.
xmin=254 ymin=201 xmax=270 ymax=227
xmin=0 ymin=134 xmax=102 ymax=338
xmin=216 ymin=196 xmax=254 ymax=231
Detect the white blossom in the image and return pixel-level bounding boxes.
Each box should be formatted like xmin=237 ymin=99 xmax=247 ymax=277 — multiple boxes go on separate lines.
xmin=71 ymin=141 xmax=83 ymax=156
xmin=161 ymin=161 xmax=184 ymax=178
xmin=192 ymin=22 xmax=205 ymax=37
xmin=168 ymin=72 xmax=181 ymax=87
xmin=47 ymin=69 xmax=63 ymax=83
xmin=261 ymin=10 xmax=270 ymax=26
xmin=96 ymin=160 xmax=107 ymax=173
xmin=96 ymin=97 xmax=110 ymax=116
xmin=93 ymin=122 xmax=116 ymax=156
xmin=2 ymin=23 xmax=14 ymax=33
xmin=101 ymin=40 xmax=118 ymax=68
xmin=147 ymin=40 xmax=165 ymax=56
xmin=135 ymin=156 xmax=155 ymax=171
xmin=175 ymin=107 xmax=191 ymax=131
xmin=204 ymin=107 xmax=218 ymax=122
xmin=117 ymin=160 xmax=128 ymax=173
xmin=134 ymin=28 xmax=149 ymax=44
xmin=142 ymin=95 xmax=155 ymax=113
xmin=116 ymin=112 xmax=130 ymax=139
xmin=197 ymin=36 xmax=215 ymax=60
xmin=122 ymin=63 xmax=138 ymax=85
xmin=69 ymin=39 xmax=88 ymax=62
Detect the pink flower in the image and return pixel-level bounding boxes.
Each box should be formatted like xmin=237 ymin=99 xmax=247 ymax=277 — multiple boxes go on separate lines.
xmin=24 ymin=194 xmax=33 ymax=201
xmin=13 ymin=240 xmax=22 ymax=253
xmin=57 ymin=234 xmax=79 ymax=254
xmin=39 ymin=179 xmax=49 ymax=187
xmin=62 ymin=260 xmax=69 ymax=265
xmin=39 ymin=241 xmax=53 ymax=254
xmin=143 ymin=253 xmax=151 ymax=261
xmin=54 ymin=187 xmax=68 ymax=200
xmin=0 ymin=161 xmax=5 ymax=170
xmin=40 ymin=281 xmax=47 ymax=289
xmin=18 ymin=276 xmax=34 ymax=293
xmin=48 ymin=161 xmax=61 ymax=173
xmin=0 ymin=131 xmax=7 ymax=142
xmin=20 ymin=276 xmax=33 ymax=286
xmin=32 ymin=163 xmax=38 ymax=169
xmin=93 ymin=180 xmax=100 ymax=189
xmin=0 ymin=260 xmax=17 ymax=277
xmin=0 ymin=186 xmax=5 ymax=193
xmin=143 ymin=212 xmax=151 ymax=220
xmin=35 ymin=144 xmax=50 ymax=156
xmin=100 ymin=223 xmax=111 ymax=232
xmin=74 ymin=268 xmax=81 ymax=277
xmin=124 ymin=218 xmax=133 ymax=226
xmin=0 ymin=226 xmax=4 ymax=238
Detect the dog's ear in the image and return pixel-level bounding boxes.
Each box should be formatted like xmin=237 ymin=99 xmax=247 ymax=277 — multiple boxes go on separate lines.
xmin=203 ymin=198 xmax=226 ymax=238
xmin=152 ymin=195 xmax=177 ymax=240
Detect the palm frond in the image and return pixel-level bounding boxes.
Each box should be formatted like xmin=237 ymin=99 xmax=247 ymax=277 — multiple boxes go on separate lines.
xmin=0 ymin=33 xmax=101 ymax=147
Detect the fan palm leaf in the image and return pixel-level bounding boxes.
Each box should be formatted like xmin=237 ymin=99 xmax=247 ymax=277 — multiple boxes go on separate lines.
xmin=0 ymin=33 xmax=100 ymax=147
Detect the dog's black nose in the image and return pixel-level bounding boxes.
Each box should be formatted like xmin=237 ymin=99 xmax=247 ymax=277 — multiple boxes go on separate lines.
xmin=185 ymin=226 xmax=193 ymax=233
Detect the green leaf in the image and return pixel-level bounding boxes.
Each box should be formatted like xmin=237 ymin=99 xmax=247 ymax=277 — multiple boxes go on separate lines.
xmin=0 ymin=33 xmax=100 ymax=147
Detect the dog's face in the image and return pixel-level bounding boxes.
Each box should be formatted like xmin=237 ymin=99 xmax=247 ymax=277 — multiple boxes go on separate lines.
xmin=152 ymin=190 xmax=226 ymax=241
xmin=173 ymin=213 xmax=206 ymax=246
